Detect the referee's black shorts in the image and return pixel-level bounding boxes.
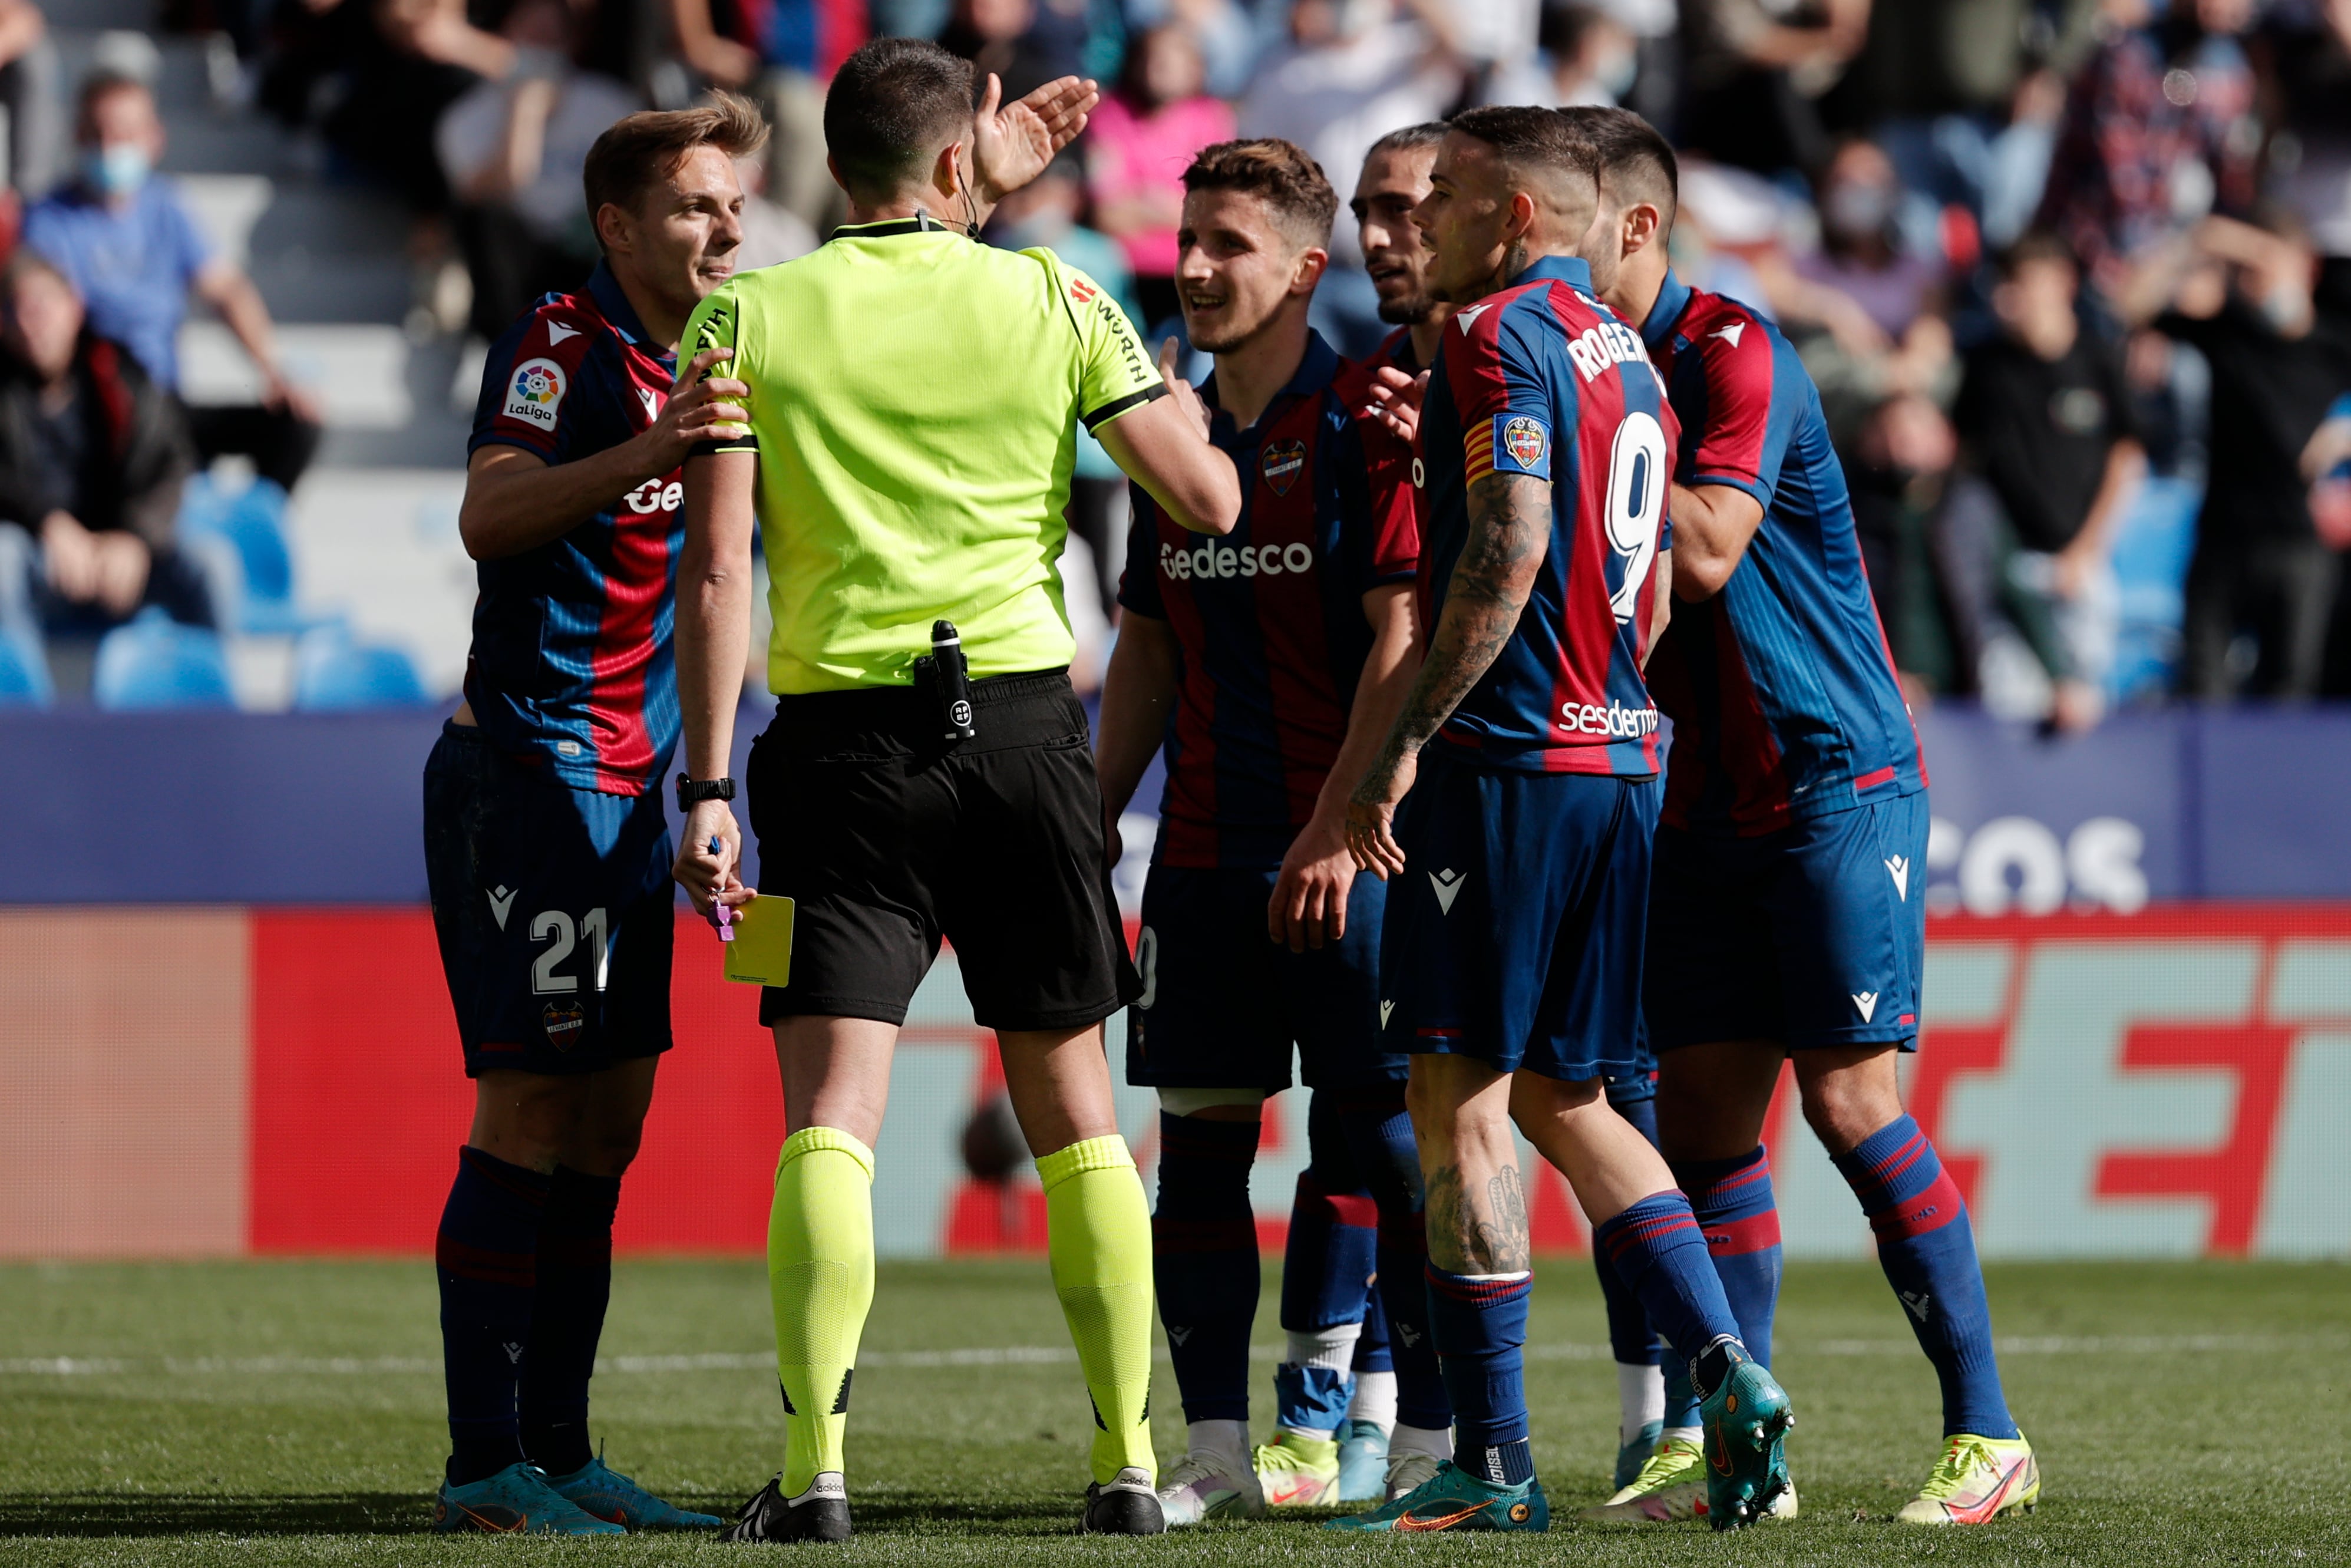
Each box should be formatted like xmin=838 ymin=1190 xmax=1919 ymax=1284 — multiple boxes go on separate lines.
xmin=745 ymin=668 xmax=1140 ymax=1032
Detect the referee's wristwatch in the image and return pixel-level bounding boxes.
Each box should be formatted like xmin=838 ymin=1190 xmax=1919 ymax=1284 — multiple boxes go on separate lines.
xmin=675 ymin=774 xmax=737 ymax=813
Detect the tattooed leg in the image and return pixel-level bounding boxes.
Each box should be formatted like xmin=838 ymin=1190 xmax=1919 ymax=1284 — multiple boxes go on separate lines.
xmin=1406 ymin=1054 xmax=1529 ymax=1275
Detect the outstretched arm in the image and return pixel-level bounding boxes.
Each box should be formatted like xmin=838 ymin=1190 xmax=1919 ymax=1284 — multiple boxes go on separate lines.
xmin=671 ymin=450 xmax=760 ymax=915
xmin=1344 ymin=473 xmax=1551 ymax=877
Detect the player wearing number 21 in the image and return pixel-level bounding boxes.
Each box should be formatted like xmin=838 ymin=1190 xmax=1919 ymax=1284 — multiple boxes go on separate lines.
xmin=1330 ymin=108 xmax=1794 ymax=1534
xmin=417 ymin=100 xmax=771 ymax=1536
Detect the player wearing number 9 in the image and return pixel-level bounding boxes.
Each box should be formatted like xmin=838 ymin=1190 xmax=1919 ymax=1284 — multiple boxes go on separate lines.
xmin=414 ymin=100 xmax=771 ymax=1537
xmin=1330 ymin=108 xmax=1793 ymax=1536
xmin=1563 ymin=110 xmax=2026 ymax=1529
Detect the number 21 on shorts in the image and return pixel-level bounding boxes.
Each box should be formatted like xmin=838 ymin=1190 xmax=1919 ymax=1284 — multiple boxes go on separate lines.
xmin=530 ymin=907 xmax=610 ymax=995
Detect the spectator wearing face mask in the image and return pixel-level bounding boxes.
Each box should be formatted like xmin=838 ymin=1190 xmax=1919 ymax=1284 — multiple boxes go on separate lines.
xmin=438 ymin=0 xmax=643 ymax=341
xmin=2121 ymin=209 xmax=2351 ymax=698
xmin=0 ymin=252 xmax=204 ymax=635
xmin=23 ymin=71 xmax=321 ymax=498
xmin=1944 ymin=233 xmax=2145 ymax=732
xmin=1788 ymin=138 xmax=1956 ymax=443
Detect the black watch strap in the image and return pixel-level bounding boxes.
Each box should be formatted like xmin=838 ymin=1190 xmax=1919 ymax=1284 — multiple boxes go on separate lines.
xmin=675 ymin=773 xmax=737 ymax=812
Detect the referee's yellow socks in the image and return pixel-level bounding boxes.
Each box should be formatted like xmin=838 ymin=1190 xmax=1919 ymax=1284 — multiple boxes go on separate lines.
xmin=769 ymin=1125 xmax=876 ymax=1496
xmin=1037 ymin=1135 xmax=1157 ymax=1486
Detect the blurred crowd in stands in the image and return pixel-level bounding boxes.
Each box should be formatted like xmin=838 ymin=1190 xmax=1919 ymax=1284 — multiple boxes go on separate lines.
xmin=0 ymin=0 xmax=2346 ymax=723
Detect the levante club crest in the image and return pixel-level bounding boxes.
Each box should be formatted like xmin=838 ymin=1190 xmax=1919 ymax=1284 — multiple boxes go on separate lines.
xmin=541 ymin=999 xmax=586 ymax=1050
xmin=1260 ymin=440 xmax=1306 ymax=497
xmin=1503 ymin=415 xmax=1548 ymax=469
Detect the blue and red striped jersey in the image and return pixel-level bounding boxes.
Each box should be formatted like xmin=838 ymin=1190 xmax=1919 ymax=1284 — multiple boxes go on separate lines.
xmin=465 ymin=263 xmax=682 ymax=797
xmin=1636 ymin=269 xmax=1925 ymax=834
xmin=1416 ymin=255 xmax=1675 ymax=775
xmin=1118 ymin=332 xmax=1421 ymax=868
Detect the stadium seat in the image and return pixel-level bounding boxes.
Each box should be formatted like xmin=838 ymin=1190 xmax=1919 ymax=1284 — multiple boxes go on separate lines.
xmin=92 ymin=608 xmax=236 ymax=710
xmin=0 ymin=625 xmax=52 ymax=706
xmin=2108 ymin=474 xmax=2201 ymax=705
xmin=175 ymin=471 xmax=312 ymax=633
xmin=292 ymin=624 xmax=429 ymax=709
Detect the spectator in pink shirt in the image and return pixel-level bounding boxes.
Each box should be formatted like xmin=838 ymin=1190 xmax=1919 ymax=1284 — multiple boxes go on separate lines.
xmin=1085 ymin=22 xmax=1232 ymax=331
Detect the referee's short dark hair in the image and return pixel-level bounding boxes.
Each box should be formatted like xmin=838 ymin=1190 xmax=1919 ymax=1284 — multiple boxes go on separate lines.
xmin=582 ymin=93 xmax=767 ymax=245
xmin=824 ymin=37 xmax=976 ymax=204
xmin=1566 ymin=105 xmax=1678 ymax=230
xmin=1447 ymin=104 xmax=1600 ymax=189
xmin=1182 ymin=138 xmax=1339 ymax=251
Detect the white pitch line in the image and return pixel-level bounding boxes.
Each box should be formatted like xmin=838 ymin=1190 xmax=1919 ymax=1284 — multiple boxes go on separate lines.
xmin=0 ymin=1332 xmax=2314 ymax=1379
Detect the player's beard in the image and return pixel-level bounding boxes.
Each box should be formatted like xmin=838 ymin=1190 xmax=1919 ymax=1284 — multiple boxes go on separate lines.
xmin=1376 ymin=292 xmax=1435 ymax=326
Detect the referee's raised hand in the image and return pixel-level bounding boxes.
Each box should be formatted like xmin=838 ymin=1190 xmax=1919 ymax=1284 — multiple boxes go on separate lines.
xmin=633 ymin=345 xmax=749 ymax=474
xmin=972 ymin=72 xmax=1099 ymax=207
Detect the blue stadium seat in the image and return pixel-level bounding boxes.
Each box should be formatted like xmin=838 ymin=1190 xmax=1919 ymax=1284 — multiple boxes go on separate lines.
xmin=292 ymin=625 xmax=428 ymax=709
xmin=93 ymin=608 xmax=236 ymax=710
xmin=0 ymin=626 xmax=52 ymax=706
xmin=176 ymin=472 xmax=312 ymax=633
xmin=2108 ymin=475 xmax=2201 ymax=704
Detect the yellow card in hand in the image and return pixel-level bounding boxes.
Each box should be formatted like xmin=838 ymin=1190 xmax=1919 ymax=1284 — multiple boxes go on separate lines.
xmin=722 ymin=896 xmax=795 ymax=986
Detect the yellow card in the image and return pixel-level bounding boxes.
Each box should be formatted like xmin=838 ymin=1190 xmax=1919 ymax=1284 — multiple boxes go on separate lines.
xmin=722 ymin=896 xmax=795 ymax=986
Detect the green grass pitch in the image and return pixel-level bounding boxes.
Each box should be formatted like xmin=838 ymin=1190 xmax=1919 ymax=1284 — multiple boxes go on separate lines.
xmin=0 ymin=1257 xmax=2343 ymax=1565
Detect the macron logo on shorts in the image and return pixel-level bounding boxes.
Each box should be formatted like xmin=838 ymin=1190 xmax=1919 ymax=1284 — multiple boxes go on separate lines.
xmin=1429 ymin=867 xmax=1465 ymax=915
xmin=1853 ymin=991 xmax=1880 ymax=1022
xmin=1886 ymin=856 xmax=1910 ymax=900
xmin=486 ymin=885 xmax=517 ymax=930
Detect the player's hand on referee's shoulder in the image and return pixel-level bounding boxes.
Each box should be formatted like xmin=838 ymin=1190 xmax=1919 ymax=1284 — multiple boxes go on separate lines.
xmin=673 ymin=797 xmax=755 ymax=919
xmin=635 ymin=346 xmax=750 ymax=475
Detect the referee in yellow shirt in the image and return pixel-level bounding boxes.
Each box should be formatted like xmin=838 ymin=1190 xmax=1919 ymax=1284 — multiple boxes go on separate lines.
xmin=669 ymin=38 xmax=1240 ymax=1541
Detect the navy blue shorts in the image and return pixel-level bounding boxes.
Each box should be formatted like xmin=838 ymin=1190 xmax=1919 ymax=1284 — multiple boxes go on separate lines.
xmin=1125 ymin=864 xmax=1409 ymax=1091
xmin=1645 ymin=790 xmax=1929 ymax=1053
xmin=1378 ymin=753 xmax=1659 ymax=1081
xmin=424 ymin=723 xmax=675 ymax=1077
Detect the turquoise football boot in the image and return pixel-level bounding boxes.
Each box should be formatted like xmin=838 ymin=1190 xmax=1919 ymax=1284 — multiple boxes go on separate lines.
xmin=432 ymin=1462 xmax=626 ymax=1535
xmin=1613 ymin=1419 xmax=1663 ymax=1491
xmin=1336 ymin=1418 xmax=1391 ymax=1503
xmin=1323 ymin=1459 xmax=1548 ymax=1533
xmin=543 ymin=1454 xmax=724 ymax=1529
xmin=1700 ymin=1345 xmax=1794 ymax=1530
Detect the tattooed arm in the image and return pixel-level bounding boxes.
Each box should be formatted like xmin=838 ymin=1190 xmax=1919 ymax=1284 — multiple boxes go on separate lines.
xmin=1343 ymin=471 xmax=1552 ymax=877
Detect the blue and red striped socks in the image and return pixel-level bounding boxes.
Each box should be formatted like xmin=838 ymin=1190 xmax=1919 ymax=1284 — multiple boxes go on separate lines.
xmin=1424 ymin=1266 xmax=1533 ymax=1484
xmin=1591 ymin=1191 xmax=1744 ymax=1385
xmin=519 ymin=1164 xmax=621 ymax=1476
xmin=1670 ymin=1147 xmax=1784 ymax=1368
xmin=1276 ymin=1167 xmax=1376 ymax=1432
xmin=1832 ymin=1115 xmax=2016 ymax=1438
xmin=1152 ymin=1113 xmax=1262 ymax=1423
xmin=436 ymin=1145 xmax=549 ymax=1484
xmin=1378 ymin=1208 xmax=1451 ymax=1435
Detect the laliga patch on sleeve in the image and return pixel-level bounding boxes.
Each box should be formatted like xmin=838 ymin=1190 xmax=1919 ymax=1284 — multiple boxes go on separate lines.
xmin=1493 ymin=412 xmax=1552 ymax=478
xmin=504 ymin=357 xmax=567 ymax=431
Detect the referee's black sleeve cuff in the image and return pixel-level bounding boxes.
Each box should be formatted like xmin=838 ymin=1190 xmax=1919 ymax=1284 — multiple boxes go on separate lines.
xmin=691 ymin=438 xmax=759 ymax=458
xmin=1080 ymin=382 xmax=1169 ymax=433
